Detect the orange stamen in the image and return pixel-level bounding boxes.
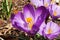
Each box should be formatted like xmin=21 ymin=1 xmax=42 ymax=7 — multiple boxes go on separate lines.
xmin=48 ymin=28 xmax=52 ymax=34
xmin=53 ymin=11 xmax=57 ymax=16
xmin=26 ymin=17 xmax=33 ymax=30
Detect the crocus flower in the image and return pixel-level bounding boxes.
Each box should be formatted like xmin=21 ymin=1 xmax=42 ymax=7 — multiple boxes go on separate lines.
xmin=38 ymin=21 xmax=60 ymax=40
xmin=30 ymin=0 xmax=44 ymax=7
xmin=49 ymin=0 xmax=60 ymax=19
xmin=11 ymin=4 xmax=49 ymax=36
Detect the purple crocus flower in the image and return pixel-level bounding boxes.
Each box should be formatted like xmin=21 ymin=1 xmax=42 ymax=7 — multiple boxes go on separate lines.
xmin=30 ymin=0 xmax=44 ymax=7
xmin=50 ymin=4 xmax=60 ymax=19
xmin=49 ymin=0 xmax=60 ymax=20
xmin=38 ymin=21 xmax=60 ymax=40
xmin=11 ymin=4 xmax=49 ymax=36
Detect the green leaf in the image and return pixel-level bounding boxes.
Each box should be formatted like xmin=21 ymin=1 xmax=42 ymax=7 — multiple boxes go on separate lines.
xmin=6 ymin=0 xmax=9 ymax=12
xmin=2 ymin=0 xmax=12 ymax=20
xmin=9 ymin=0 xmax=12 ymax=12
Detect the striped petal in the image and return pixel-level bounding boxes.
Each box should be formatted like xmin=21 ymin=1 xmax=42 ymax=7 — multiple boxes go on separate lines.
xmin=23 ymin=4 xmax=35 ymax=22
xmin=35 ymin=6 xmax=49 ymax=27
xmin=11 ymin=11 xmax=29 ymax=31
xmin=38 ymin=22 xmax=46 ymax=35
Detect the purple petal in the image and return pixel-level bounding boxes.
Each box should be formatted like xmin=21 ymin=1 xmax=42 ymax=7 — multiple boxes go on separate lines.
xmin=38 ymin=22 xmax=46 ymax=35
xmin=23 ymin=4 xmax=35 ymax=20
xmin=35 ymin=6 xmax=49 ymax=27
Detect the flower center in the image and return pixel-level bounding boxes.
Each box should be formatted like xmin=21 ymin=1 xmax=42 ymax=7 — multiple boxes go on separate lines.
xmin=47 ymin=28 xmax=52 ymax=34
xmin=26 ymin=17 xmax=32 ymax=23
xmin=26 ymin=17 xmax=33 ymax=30
xmin=53 ymin=11 xmax=57 ymax=16
xmin=44 ymin=3 xmax=48 ymax=7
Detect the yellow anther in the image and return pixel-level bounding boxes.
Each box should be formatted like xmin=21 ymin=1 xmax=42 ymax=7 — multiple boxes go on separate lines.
xmin=53 ymin=11 xmax=57 ymax=16
xmin=26 ymin=17 xmax=32 ymax=23
xmin=48 ymin=28 xmax=52 ymax=34
xmin=26 ymin=17 xmax=33 ymax=30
